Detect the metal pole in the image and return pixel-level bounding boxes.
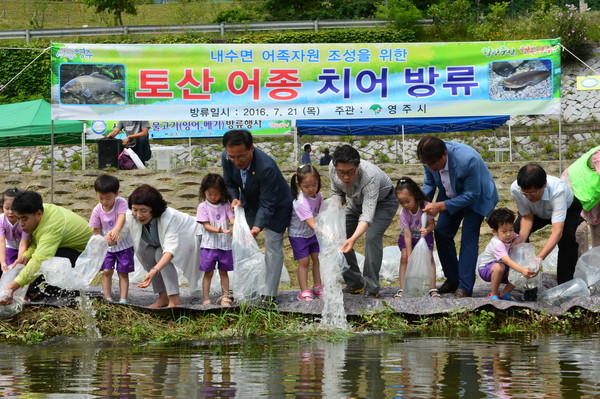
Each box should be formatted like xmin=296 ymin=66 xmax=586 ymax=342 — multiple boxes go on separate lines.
xmin=508 ymin=118 xmax=513 ymax=163
xmin=82 ymin=122 xmax=86 ymax=170
xmin=293 ymin=125 xmax=298 ymax=165
xmin=401 ymin=125 xmax=405 ymax=164
xmin=51 ymin=120 xmax=55 ymax=203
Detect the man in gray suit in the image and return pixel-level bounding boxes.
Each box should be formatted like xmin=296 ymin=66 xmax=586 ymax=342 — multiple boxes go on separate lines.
xmin=222 ymin=129 xmax=293 ymax=305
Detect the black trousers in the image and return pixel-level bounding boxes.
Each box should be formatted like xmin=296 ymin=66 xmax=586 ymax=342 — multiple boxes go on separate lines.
xmin=514 ymin=198 xmax=584 ymax=284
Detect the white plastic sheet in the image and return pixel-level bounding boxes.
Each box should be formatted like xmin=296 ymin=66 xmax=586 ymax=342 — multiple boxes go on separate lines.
xmin=231 ymin=206 xmax=266 ymax=302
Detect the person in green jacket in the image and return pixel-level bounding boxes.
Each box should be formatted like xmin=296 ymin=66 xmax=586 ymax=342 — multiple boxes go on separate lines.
xmin=0 ymin=190 xmax=92 ymax=305
xmin=562 ymin=146 xmax=600 ymax=248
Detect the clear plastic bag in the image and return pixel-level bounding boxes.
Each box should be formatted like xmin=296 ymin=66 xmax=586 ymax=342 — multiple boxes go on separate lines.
xmin=40 ymin=235 xmax=108 ymax=290
xmin=315 ymin=198 xmax=347 ymax=329
xmin=380 ymin=246 xmax=401 ymax=283
xmin=508 ymin=243 xmax=541 ymax=290
xmin=403 ymin=214 xmax=433 ymax=298
xmin=0 ymin=264 xmax=29 ymax=319
xmin=538 ymin=278 xmax=591 ymax=306
xmin=574 ymin=246 xmax=600 ymax=287
xmin=231 ymin=206 xmax=266 ymax=302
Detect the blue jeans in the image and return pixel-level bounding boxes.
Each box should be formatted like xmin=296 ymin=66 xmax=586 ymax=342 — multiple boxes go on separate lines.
xmin=435 ymin=208 xmax=484 ymax=294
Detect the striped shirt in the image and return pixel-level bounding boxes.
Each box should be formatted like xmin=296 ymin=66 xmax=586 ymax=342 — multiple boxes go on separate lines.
xmin=330 ymin=159 xmax=393 ymax=224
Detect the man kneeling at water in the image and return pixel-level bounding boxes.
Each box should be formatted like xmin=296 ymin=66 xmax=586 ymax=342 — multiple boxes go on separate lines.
xmin=0 ymin=191 xmax=92 ymax=305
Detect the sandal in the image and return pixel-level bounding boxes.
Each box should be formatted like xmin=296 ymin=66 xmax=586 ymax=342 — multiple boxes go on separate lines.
xmin=202 ymin=299 xmax=211 ymax=305
xmin=297 ymin=290 xmax=314 ymax=301
xmin=394 ymin=289 xmax=403 ymax=298
xmin=219 ymin=296 xmax=233 ymax=307
xmin=312 ymin=284 xmax=324 ymax=298
xmin=429 ymin=289 xmax=441 ymax=298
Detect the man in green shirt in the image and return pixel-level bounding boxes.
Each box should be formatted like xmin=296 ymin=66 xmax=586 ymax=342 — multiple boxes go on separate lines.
xmin=0 ymin=191 xmax=92 ymax=305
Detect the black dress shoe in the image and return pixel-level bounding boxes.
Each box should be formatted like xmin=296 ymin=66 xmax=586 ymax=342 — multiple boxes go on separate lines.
xmin=362 ymin=290 xmax=379 ymax=299
xmin=259 ymin=295 xmax=278 ymax=308
xmin=454 ymin=288 xmax=470 ymax=298
xmin=438 ymin=280 xmax=458 ymax=294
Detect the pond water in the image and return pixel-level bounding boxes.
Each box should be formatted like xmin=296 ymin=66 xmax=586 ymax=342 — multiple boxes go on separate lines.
xmin=1 ymin=332 xmax=600 ymax=398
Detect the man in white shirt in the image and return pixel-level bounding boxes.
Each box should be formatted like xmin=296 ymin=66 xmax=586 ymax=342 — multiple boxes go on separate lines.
xmin=511 ymin=163 xmax=584 ymax=299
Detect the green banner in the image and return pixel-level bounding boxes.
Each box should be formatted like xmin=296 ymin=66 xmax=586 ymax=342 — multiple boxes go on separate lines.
xmin=51 ymin=40 xmax=561 ymax=121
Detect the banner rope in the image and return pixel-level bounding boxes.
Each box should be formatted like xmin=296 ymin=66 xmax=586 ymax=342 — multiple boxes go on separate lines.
xmin=561 ymin=44 xmax=599 ymax=75
xmin=0 ymin=46 xmax=51 ymax=94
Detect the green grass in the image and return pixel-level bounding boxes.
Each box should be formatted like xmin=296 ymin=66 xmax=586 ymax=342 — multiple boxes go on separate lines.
xmin=0 ymin=1 xmax=240 ymax=30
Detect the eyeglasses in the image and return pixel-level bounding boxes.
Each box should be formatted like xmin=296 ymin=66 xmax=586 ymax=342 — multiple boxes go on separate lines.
xmin=335 ymin=167 xmax=357 ymax=177
xmin=521 ymin=188 xmax=542 ymax=197
xmin=227 ymin=151 xmax=251 ymax=162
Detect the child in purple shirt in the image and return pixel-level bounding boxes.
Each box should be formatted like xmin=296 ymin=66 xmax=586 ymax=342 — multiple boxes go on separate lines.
xmin=89 ymin=175 xmax=134 ymax=304
xmin=289 ymin=165 xmax=323 ymax=301
xmin=0 ymin=188 xmax=28 ymax=274
xmin=394 ymin=177 xmax=438 ymax=299
xmin=196 ymin=173 xmax=235 ymax=307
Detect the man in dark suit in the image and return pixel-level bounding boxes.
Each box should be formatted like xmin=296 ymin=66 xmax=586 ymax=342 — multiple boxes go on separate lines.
xmin=222 ymin=129 xmax=293 ymax=305
xmin=418 ymin=136 xmax=498 ymax=298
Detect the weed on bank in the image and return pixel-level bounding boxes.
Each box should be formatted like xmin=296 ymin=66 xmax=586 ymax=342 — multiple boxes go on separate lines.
xmin=1 ymin=301 xmax=600 ymax=345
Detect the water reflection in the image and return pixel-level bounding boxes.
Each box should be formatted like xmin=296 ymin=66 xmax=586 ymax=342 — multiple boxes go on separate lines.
xmin=0 ymin=334 xmax=600 ymax=397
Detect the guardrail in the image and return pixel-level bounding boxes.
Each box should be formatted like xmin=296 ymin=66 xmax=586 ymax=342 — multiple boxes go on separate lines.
xmin=0 ymin=19 xmax=432 ymax=43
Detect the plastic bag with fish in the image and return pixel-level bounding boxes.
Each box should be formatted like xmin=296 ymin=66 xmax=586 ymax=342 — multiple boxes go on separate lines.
xmin=508 ymin=243 xmax=541 ymax=289
xmin=0 ymin=264 xmax=29 ymax=319
xmin=40 ymin=235 xmax=109 ymax=290
xmin=231 ymin=206 xmax=266 ymax=302
xmin=403 ymin=214 xmax=433 ymax=298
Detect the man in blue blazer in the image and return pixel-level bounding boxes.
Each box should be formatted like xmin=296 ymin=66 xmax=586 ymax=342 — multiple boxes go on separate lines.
xmin=222 ymin=129 xmax=293 ymax=305
xmin=417 ymin=136 xmax=498 ymax=297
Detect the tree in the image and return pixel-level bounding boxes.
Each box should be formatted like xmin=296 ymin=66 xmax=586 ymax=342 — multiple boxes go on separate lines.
xmin=85 ymin=0 xmax=138 ymax=26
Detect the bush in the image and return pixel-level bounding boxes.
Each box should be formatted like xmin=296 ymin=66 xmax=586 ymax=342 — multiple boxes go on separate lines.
xmin=548 ymin=3 xmax=592 ymax=63
xmin=213 ymin=8 xmax=259 ymax=23
xmin=234 ymin=28 xmax=417 ymax=44
xmin=375 ymin=0 xmax=423 ymax=30
xmin=468 ymin=1 xmax=511 ymax=41
xmin=426 ymin=0 xmax=474 ymax=40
